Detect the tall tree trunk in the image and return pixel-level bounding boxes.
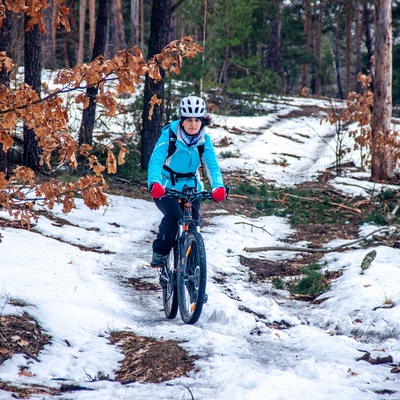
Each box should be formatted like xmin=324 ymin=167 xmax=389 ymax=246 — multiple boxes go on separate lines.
xmin=354 ymin=0 xmax=362 ymax=92
xmin=371 ymin=0 xmax=392 ymax=181
xmin=300 ymin=0 xmax=312 ymax=95
xmin=140 ymin=0 xmax=172 ymax=170
xmin=23 ymin=19 xmax=42 ymax=170
xmin=42 ymin=0 xmax=56 ymax=69
xmin=109 ymin=0 xmax=126 ymax=57
xmin=264 ymin=0 xmax=286 ymax=92
xmin=344 ymin=0 xmax=352 ymax=95
xmin=78 ymin=0 xmax=111 ymax=146
xmin=65 ymin=0 xmax=79 ymax=66
xmin=261 ymin=0 xmax=287 ymax=93
xmin=115 ymin=0 xmax=126 ymax=51
xmin=334 ymin=0 xmax=344 ymax=99
xmin=363 ymin=0 xmax=374 ymax=83
xmin=0 ymin=9 xmax=11 ymax=176
xmin=130 ymin=0 xmax=139 ymax=46
xmin=140 ymin=0 xmax=145 ymax=54
xmin=314 ymin=0 xmax=323 ymax=96
xmin=89 ymin=0 xmax=96 ymax=54
xmin=78 ymin=0 xmax=87 ymax=64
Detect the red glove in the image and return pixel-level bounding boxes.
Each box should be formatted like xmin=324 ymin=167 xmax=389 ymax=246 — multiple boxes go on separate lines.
xmin=149 ymin=183 xmax=166 ymax=199
xmin=212 ymin=187 xmax=226 ymax=202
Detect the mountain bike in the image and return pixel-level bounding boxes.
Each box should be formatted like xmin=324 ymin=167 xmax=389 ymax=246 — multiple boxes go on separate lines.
xmin=159 ymin=185 xmax=214 ymax=325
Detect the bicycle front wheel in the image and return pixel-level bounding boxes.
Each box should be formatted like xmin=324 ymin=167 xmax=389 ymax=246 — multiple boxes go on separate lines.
xmin=161 ymin=243 xmax=178 ymax=319
xmin=177 ymin=231 xmax=207 ymax=324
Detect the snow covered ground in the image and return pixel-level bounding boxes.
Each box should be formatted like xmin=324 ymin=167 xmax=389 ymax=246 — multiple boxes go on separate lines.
xmin=1 ymin=96 xmax=400 ymax=399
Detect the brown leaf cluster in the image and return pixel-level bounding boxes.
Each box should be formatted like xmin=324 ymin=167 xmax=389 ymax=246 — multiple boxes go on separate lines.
xmin=147 ymin=37 xmax=203 ymax=82
xmin=148 ymin=94 xmax=162 ymax=120
xmin=0 ymin=167 xmax=109 ymax=226
xmin=0 ymin=51 xmax=13 ymax=73
xmin=0 ymin=36 xmax=202 ymax=226
xmin=326 ymin=73 xmax=400 ymax=170
xmin=0 ymin=0 xmax=70 ymax=33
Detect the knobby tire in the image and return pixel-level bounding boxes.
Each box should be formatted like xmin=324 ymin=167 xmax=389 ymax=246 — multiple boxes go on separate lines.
xmin=177 ymin=230 xmax=207 ymax=324
xmin=162 ymin=243 xmax=178 ymax=319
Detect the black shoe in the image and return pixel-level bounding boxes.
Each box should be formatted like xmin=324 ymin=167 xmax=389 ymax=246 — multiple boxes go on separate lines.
xmin=151 ymin=252 xmax=167 ymax=268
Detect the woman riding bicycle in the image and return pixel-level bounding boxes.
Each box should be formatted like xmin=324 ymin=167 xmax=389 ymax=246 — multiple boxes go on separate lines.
xmin=148 ymin=95 xmax=227 ymax=268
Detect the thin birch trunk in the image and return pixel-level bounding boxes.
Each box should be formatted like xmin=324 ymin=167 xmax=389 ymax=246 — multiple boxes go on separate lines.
xmin=78 ymin=0 xmax=87 ymax=64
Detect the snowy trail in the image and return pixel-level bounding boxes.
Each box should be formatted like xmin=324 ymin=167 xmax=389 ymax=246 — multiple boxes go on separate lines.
xmin=1 ymin=97 xmax=400 ymax=399
xmin=28 ymin=198 xmax=396 ymax=399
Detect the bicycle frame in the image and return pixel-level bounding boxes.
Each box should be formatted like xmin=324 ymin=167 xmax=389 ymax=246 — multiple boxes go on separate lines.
xmin=161 ymin=184 xmax=212 ymax=324
xmin=176 ymin=186 xmax=212 ymax=234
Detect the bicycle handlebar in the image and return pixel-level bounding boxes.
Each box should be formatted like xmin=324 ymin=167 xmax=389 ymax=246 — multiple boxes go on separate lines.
xmin=164 ymin=185 xmax=230 ymax=203
xmin=165 ymin=186 xmax=213 ymax=202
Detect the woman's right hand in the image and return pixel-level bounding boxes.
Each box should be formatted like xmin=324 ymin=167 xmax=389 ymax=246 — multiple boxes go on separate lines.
xmin=149 ymin=183 xmax=166 ymax=199
xmin=211 ymin=187 xmax=227 ymax=202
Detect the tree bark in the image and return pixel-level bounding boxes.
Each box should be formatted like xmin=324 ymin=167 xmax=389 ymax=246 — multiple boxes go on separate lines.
xmin=78 ymin=0 xmax=111 ymax=146
xmin=78 ymin=0 xmax=87 ymax=64
xmin=130 ymin=0 xmax=139 ymax=47
xmin=371 ymin=0 xmax=392 ymax=181
xmin=115 ymin=0 xmax=126 ymax=51
xmin=315 ymin=0 xmax=323 ymax=96
xmin=65 ymin=0 xmax=78 ymax=67
xmin=42 ymin=0 xmax=56 ymax=69
xmin=140 ymin=0 xmax=145 ymax=53
xmin=363 ymin=0 xmax=374 ymax=82
xmin=334 ymin=0 xmax=344 ymax=99
xmin=263 ymin=0 xmax=286 ymax=92
xmin=0 ymin=9 xmax=11 ymax=176
xmin=23 ymin=18 xmax=42 ymax=170
xmin=108 ymin=0 xmax=126 ymax=58
xmin=89 ymin=0 xmax=96 ymax=54
xmin=344 ymin=0 xmax=352 ymax=95
xmin=300 ymin=0 xmax=311 ymax=94
xmin=140 ymin=0 xmax=172 ymax=170
xmin=354 ymin=0 xmax=362 ymax=93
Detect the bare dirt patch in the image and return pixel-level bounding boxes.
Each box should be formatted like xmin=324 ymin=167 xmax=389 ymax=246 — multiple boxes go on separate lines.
xmin=239 ymin=254 xmax=319 ymax=281
xmin=0 ymin=312 xmax=51 ymax=366
xmin=0 ymin=313 xmax=57 ymax=398
xmin=212 ymin=170 xmax=368 ymax=283
xmin=109 ymin=331 xmax=198 ymax=384
xmin=124 ymin=277 xmax=160 ymax=291
xmin=0 ymin=381 xmax=60 ymax=399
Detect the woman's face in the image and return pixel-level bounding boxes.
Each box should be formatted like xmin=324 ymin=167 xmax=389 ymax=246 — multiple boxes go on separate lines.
xmin=182 ymin=118 xmax=202 ymax=135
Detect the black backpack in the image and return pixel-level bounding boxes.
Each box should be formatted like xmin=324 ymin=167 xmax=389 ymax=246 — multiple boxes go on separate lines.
xmin=163 ymin=123 xmax=205 ymax=159
xmin=162 ymin=123 xmax=205 ymax=186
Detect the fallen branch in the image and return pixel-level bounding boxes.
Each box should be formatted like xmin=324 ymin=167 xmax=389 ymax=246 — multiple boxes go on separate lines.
xmin=243 ymin=227 xmax=390 ymax=254
xmin=356 ymin=351 xmax=393 ymax=365
xmin=228 ymin=193 xmax=249 ymax=199
xmin=235 ymin=221 xmax=271 ymax=235
xmin=282 ymin=193 xmax=362 ymax=214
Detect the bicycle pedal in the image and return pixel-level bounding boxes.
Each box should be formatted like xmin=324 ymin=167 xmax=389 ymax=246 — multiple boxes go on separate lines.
xmin=158 ymin=267 xmax=169 ymax=287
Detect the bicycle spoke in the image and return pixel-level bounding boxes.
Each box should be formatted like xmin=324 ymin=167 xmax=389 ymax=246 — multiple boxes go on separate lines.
xmin=178 ymin=231 xmax=207 ymax=324
xmin=162 ymin=245 xmax=178 ymax=319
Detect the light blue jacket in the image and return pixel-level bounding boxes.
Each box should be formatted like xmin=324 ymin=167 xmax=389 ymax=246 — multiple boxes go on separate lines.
xmin=148 ymin=120 xmax=224 ymax=191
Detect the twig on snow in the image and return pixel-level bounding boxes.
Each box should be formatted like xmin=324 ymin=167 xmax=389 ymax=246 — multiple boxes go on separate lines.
xmin=243 ymin=226 xmax=390 ymax=254
xmin=235 ymin=221 xmax=272 ymax=235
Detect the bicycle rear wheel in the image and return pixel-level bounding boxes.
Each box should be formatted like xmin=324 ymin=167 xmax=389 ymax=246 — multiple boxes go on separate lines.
xmin=177 ymin=231 xmax=207 ymax=324
xmin=161 ymin=243 xmax=178 ymax=319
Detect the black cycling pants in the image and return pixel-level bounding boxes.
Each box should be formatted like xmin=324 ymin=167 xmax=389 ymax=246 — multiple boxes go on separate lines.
xmin=152 ymin=196 xmax=200 ymax=256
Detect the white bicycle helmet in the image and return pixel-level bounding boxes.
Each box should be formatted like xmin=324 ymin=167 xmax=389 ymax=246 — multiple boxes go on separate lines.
xmin=179 ymin=96 xmax=206 ymax=118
